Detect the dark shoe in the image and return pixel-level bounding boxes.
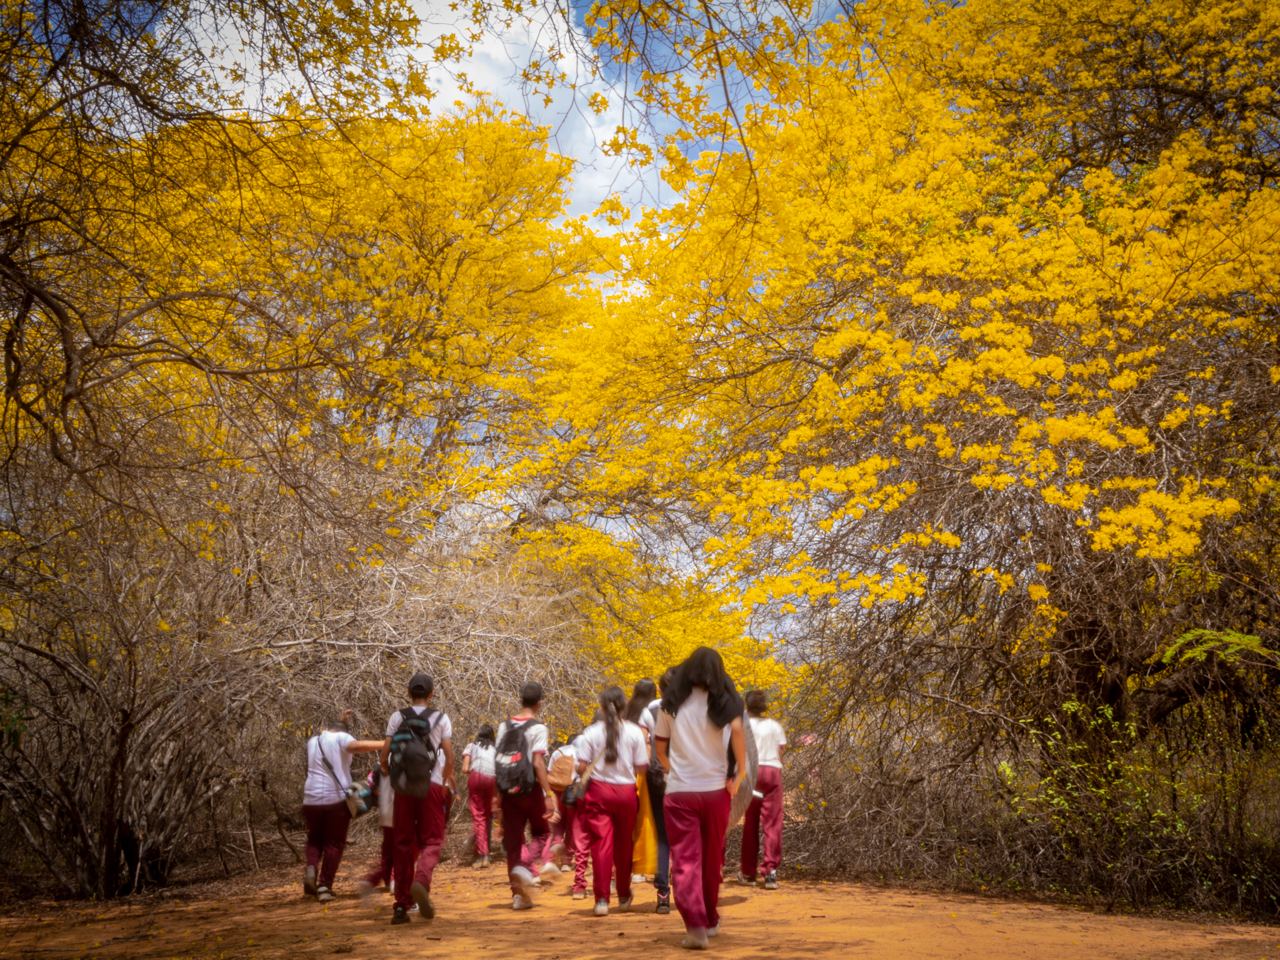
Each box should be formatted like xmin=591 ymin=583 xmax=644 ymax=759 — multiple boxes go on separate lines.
xmin=764 ymin=871 xmax=778 ymax=890
xmin=391 ymin=905 xmax=409 ymax=925
xmin=656 ymin=895 xmax=671 ymax=915
xmin=303 ymin=864 xmax=318 ymax=896
xmin=410 ymin=881 xmax=434 ymax=919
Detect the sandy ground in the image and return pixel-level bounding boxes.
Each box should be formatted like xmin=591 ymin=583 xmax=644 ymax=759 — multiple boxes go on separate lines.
xmin=2 ymin=858 xmax=1277 ymax=960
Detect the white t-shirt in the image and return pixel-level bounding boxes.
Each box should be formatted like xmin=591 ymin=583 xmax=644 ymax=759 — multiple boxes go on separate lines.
xmin=303 ymin=730 xmax=356 ymax=806
xmin=385 ymin=706 xmax=453 ymax=786
xmin=496 ymin=716 xmax=549 ymax=760
xmin=653 ymin=688 xmax=732 ymax=794
xmin=576 ymin=720 xmax=648 ymax=786
xmin=750 ymin=716 xmax=787 ymax=768
xmin=463 ymin=742 xmax=496 ymax=778
xmin=639 ymin=699 xmax=661 ymax=735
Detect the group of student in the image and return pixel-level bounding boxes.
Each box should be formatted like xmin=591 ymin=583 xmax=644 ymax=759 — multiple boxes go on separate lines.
xmin=300 ymin=646 xmax=787 ymax=951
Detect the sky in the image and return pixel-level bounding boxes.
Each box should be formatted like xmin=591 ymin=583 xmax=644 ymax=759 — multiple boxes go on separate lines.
xmin=410 ymin=0 xmax=670 ymax=221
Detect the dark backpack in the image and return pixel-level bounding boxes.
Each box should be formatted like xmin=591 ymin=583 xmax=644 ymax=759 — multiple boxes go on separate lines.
xmin=495 ymin=719 xmax=540 ymax=795
xmin=388 ymin=707 xmax=441 ymax=798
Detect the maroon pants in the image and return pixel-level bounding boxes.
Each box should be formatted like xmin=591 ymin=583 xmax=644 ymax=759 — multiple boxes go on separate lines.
xmin=741 ymin=764 xmax=784 ymax=877
xmin=582 ymin=780 xmax=639 ymax=903
xmin=392 ymin=783 xmax=448 ymax=908
xmin=500 ymin=790 xmax=549 ymax=893
xmin=664 ymin=789 xmax=731 ymax=931
xmin=468 ymin=772 xmax=497 ymax=857
xmin=303 ymin=801 xmax=352 ymax=889
xmin=553 ymin=788 xmax=590 ymax=893
xmin=364 ymin=826 xmax=394 ymax=887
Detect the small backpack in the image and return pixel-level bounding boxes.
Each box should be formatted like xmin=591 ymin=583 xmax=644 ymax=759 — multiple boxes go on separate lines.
xmin=546 ymin=748 xmax=576 ymax=792
xmin=495 ymin=719 xmax=540 ymax=795
xmin=388 ymin=707 xmax=440 ymax=799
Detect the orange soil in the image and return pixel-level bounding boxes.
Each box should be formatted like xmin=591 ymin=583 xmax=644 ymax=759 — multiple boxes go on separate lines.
xmin=2 ymin=858 xmax=1276 ymax=960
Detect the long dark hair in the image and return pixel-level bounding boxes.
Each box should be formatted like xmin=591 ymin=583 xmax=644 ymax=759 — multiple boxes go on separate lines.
xmin=660 ymin=647 xmax=743 ymax=728
xmin=599 ymin=685 xmax=627 ymax=763
xmin=625 ymin=678 xmax=657 ymax=723
xmin=475 ymin=723 xmax=495 ymax=747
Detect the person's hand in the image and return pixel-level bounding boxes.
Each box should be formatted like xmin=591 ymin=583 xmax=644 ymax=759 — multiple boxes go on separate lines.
xmin=544 ymin=792 xmax=558 ymax=820
xmin=726 ymin=776 xmax=743 ymax=799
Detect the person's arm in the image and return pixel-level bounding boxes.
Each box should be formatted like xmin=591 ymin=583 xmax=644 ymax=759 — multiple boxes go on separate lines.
xmin=655 ymin=737 xmax=671 ymax=773
xmin=534 ymin=752 xmax=558 ymax=822
xmin=441 ymin=738 xmax=456 ymax=792
xmin=461 ymin=749 xmax=472 ymax=775
xmin=727 ymin=716 xmax=747 ymax=797
xmin=345 ymin=739 xmax=386 ymax=754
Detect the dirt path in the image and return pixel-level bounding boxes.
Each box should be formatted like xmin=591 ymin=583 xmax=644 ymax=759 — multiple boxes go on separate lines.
xmin=2 ymin=860 xmax=1275 ymax=960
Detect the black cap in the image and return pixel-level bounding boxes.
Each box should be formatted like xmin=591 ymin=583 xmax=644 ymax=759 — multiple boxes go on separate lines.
xmin=408 ymin=672 xmax=434 ymax=697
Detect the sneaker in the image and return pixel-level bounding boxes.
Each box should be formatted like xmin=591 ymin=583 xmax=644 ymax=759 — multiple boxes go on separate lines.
xmin=511 ymin=865 xmax=538 ymax=900
xmin=512 ymin=894 xmax=534 ymax=911
xmin=303 ymin=865 xmax=318 ymax=896
xmin=560 ymin=863 xmax=572 ymax=873
xmin=409 ymin=881 xmax=433 ymax=919
xmin=549 ymin=842 xmax=568 ymax=865
xmin=618 ymin=895 xmax=633 ymax=912
xmin=539 ymin=860 xmax=560 ymax=879
xmin=631 ymin=873 xmax=646 ymax=885
xmin=391 ymin=905 xmax=409 ymax=925
xmin=764 ymin=871 xmax=778 ymax=890
xmin=707 ymin=925 xmax=720 ymax=937
xmin=316 ymin=886 xmax=334 ymax=903
xmin=571 ymin=888 xmax=587 ymax=900
xmin=681 ymin=930 xmax=709 ymax=950
xmin=593 ymin=899 xmax=609 ymax=916
xmin=656 ymin=895 xmax=671 ymax=915
xmin=736 ymin=871 xmax=755 ymax=885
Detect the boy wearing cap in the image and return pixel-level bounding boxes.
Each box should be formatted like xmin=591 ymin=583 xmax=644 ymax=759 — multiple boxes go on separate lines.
xmin=381 ymin=672 xmax=455 ymax=925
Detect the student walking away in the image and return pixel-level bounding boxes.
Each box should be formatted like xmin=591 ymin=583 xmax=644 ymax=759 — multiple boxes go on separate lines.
xmin=462 ymin=724 xmax=498 ymax=867
xmin=381 ymin=672 xmax=455 ymax=925
xmin=654 ymin=648 xmax=746 ymax=950
xmin=740 ymin=690 xmax=787 ymax=889
xmin=495 ymin=681 xmax=557 ymax=910
xmin=546 ymin=733 xmax=590 ymax=898
xmin=576 ymin=686 xmax=649 ymax=916
xmin=302 ymin=710 xmax=385 ymax=903
xmin=640 ymin=669 xmax=675 ymax=913
xmin=357 ymin=768 xmax=395 ymax=897
xmin=626 ymin=679 xmax=659 ymax=886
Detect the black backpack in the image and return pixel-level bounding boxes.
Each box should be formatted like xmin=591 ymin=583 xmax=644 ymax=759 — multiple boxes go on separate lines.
xmin=388 ymin=707 xmax=441 ymax=798
xmin=495 ymin=719 xmax=540 ymax=795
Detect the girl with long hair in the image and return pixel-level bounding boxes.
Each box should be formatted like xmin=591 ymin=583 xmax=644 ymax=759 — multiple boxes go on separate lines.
xmin=653 ymin=648 xmax=746 ymax=949
xmin=626 ymin=679 xmax=659 ymax=885
xmin=461 ymin=723 xmax=498 ymax=867
xmin=575 ymin=685 xmax=649 ymax=916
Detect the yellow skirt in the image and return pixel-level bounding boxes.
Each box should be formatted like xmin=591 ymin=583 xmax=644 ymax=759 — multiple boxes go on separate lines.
xmin=632 ymin=772 xmax=658 ymax=875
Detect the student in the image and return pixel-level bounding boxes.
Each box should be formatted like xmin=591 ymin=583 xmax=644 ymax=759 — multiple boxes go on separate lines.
xmin=301 ymin=709 xmax=385 ymax=903
xmin=626 ymin=679 xmax=659 ymax=885
xmin=495 ymin=681 xmax=557 ymax=910
xmin=357 ymin=768 xmax=395 ymax=897
xmin=380 ymin=672 xmax=455 ymax=925
xmin=639 ymin=669 xmax=675 ymax=913
xmin=654 ymin=648 xmax=747 ymax=950
xmin=740 ymin=690 xmax=787 ymax=889
xmin=461 ymin=724 xmax=498 ymax=867
xmin=546 ymin=733 xmax=590 ymax=897
xmin=576 ymin=686 xmax=648 ymax=916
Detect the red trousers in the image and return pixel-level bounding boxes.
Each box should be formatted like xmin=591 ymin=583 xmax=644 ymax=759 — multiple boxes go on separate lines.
xmin=664 ymin=789 xmax=731 ymax=931
xmin=363 ymin=826 xmax=394 ymax=887
xmin=392 ymin=783 xmax=448 ymax=908
xmin=582 ymin=780 xmax=639 ymax=903
xmin=500 ymin=790 xmax=549 ymax=893
xmin=553 ymin=788 xmax=590 ymax=893
xmin=303 ymin=801 xmax=351 ymax=889
xmin=467 ymin=772 xmax=497 ymax=857
xmin=741 ymin=764 xmax=784 ymax=877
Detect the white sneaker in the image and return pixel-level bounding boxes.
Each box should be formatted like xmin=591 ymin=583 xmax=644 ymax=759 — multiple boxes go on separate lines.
xmin=539 ymin=861 xmax=559 ymax=878
xmin=631 ymin=873 xmax=646 ymax=885
xmin=512 ymin=894 xmax=533 ymax=911
xmin=593 ymin=899 xmax=609 ymax=916
xmin=511 ymin=865 xmax=538 ymax=899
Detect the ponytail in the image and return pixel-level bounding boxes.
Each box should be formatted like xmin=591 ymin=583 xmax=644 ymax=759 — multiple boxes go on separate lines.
xmin=599 ymin=685 xmax=626 ymax=764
